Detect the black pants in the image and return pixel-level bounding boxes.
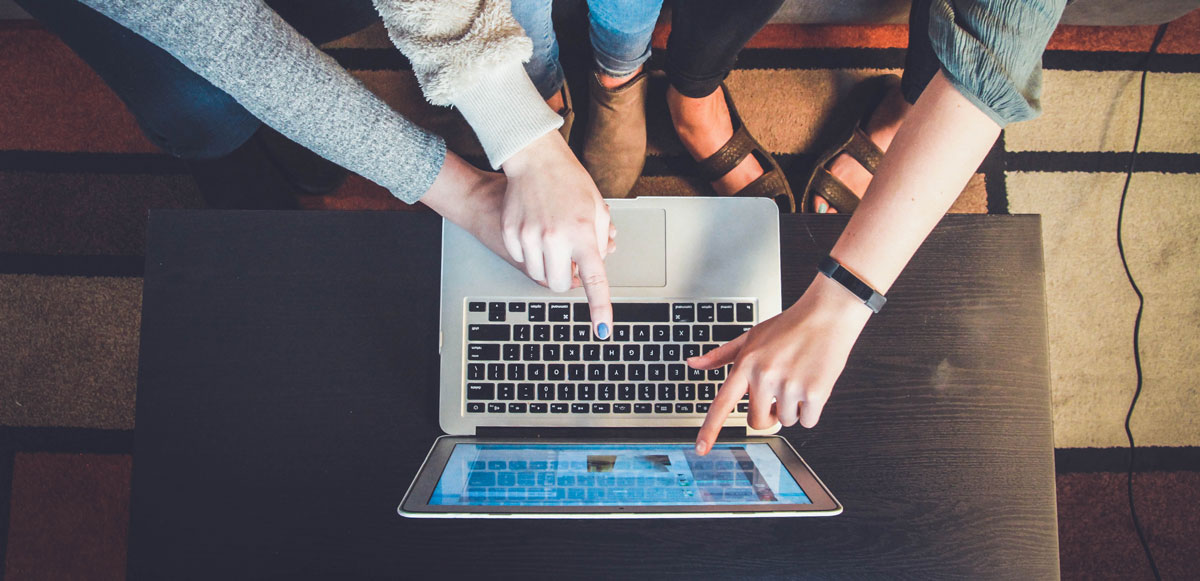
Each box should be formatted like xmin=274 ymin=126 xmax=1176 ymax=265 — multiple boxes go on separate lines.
xmin=664 ymin=0 xmax=786 ymax=98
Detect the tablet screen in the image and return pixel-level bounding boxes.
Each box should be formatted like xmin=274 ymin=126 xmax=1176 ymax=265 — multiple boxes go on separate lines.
xmin=428 ymin=443 xmax=811 ymax=506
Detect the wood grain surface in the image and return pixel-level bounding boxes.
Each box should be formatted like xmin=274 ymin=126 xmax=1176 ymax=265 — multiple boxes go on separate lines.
xmin=132 ymin=211 xmax=1057 ymax=579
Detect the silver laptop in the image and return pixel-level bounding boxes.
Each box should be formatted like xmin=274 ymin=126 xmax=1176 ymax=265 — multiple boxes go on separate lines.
xmin=400 ymin=197 xmax=842 ymax=517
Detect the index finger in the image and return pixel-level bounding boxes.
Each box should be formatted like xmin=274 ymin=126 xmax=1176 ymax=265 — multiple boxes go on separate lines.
xmin=573 ymin=247 xmax=613 ymax=339
xmin=695 ymin=365 xmax=749 ymax=455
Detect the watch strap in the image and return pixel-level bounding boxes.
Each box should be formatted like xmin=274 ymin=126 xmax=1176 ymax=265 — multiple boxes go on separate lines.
xmin=818 ymin=255 xmax=887 ymax=313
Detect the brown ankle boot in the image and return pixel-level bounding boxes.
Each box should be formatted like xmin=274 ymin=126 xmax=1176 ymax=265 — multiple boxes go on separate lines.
xmin=582 ymin=71 xmax=648 ymax=199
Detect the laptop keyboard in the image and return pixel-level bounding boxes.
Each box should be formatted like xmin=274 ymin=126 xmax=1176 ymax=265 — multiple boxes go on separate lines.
xmin=464 ymin=299 xmax=754 ymax=416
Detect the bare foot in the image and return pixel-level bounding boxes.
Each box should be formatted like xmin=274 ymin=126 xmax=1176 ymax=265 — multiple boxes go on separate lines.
xmin=815 ymin=86 xmax=911 ymax=213
xmin=667 ymin=85 xmax=764 ymax=196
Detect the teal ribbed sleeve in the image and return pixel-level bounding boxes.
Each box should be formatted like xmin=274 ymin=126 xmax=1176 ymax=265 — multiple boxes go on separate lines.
xmin=927 ymin=0 xmax=1067 ymax=127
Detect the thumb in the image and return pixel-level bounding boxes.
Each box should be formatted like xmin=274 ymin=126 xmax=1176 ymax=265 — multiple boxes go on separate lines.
xmin=688 ymin=333 xmax=746 ymax=369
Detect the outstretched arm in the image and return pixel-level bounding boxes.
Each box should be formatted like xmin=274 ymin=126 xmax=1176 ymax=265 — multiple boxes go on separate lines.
xmin=690 ymin=71 xmax=1002 ymax=453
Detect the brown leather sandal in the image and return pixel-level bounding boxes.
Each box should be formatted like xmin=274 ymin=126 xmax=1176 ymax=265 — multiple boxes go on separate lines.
xmin=799 ymin=74 xmax=899 ymax=214
xmin=694 ymin=83 xmax=796 ymax=213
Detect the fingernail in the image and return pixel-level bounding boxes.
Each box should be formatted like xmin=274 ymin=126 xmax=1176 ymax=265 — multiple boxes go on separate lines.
xmin=596 ymin=322 xmax=610 ymax=340
xmin=695 ymin=440 xmax=708 ymax=454
xmin=816 ymin=201 xmax=828 ymax=214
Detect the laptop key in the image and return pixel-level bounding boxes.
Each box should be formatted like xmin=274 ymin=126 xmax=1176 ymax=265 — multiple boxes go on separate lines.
xmin=498 ymin=383 xmax=515 ymax=400
xmin=469 ymin=301 xmax=486 ymax=312
xmin=613 ymin=325 xmax=631 ymax=342
xmin=467 ymin=363 xmax=484 ymax=381
xmin=514 ymin=325 xmax=531 ymax=342
xmin=658 ymin=384 xmax=676 ymax=400
xmin=679 ymin=383 xmax=696 ymax=400
xmin=467 ymin=384 xmax=494 ymax=400
xmin=469 ymin=324 xmax=510 ymax=342
xmin=547 ymin=364 xmax=564 ymax=381
xmin=614 ymin=403 xmax=632 ymax=413
xmin=488 ymin=302 xmax=506 ymax=322
xmin=643 ymin=344 xmax=661 ymax=361
xmin=487 ymin=402 xmax=505 ymax=413
xmin=508 ymin=403 xmax=527 ymax=413
xmin=592 ymin=403 xmax=611 ymax=413
xmin=638 ymin=384 xmax=655 ymax=401
xmin=611 ymin=303 xmax=670 ymax=322
xmin=530 ymin=403 xmax=548 ymax=413
xmin=673 ymin=325 xmax=690 ymax=342
xmin=487 ymin=363 xmax=504 ymax=380
xmin=548 ymin=303 xmax=571 ymax=321
xmin=634 ymin=403 xmax=652 ymax=414
xmin=632 ymin=325 xmax=651 ymax=342
xmin=737 ymin=402 xmax=750 ymax=413
xmin=542 ymin=344 xmax=559 ymax=361
xmin=654 ymin=403 xmax=673 ymax=414
xmin=527 ymin=364 xmax=545 ymax=381
xmin=522 ymin=344 xmax=540 ymax=361
xmin=533 ymin=325 xmax=550 ymax=341
xmin=598 ymin=383 xmax=616 ymax=400
xmin=506 ymin=362 xmax=525 ymax=381
xmin=553 ymin=325 xmax=570 ymax=342
xmin=571 ymin=403 xmax=589 ymax=413
xmin=737 ymin=303 xmax=754 ymax=322
xmin=623 ymin=345 xmax=640 ymax=361
xmin=628 ymin=364 xmax=646 ymax=381
xmin=708 ymin=367 xmax=726 ymax=381
xmin=588 ymin=364 xmax=605 ymax=381
xmin=607 ymin=364 xmax=625 ymax=381
xmin=578 ymin=384 xmax=595 ymax=400
xmin=502 ymin=345 xmax=520 ymax=361
xmin=557 ymin=384 xmax=575 ymax=400
xmin=663 ymin=345 xmax=681 ymax=361
xmin=563 ymin=344 xmax=580 ymax=361
xmin=603 ymin=344 xmax=621 ymax=361
xmin=673 ymin=303 xmax=695 ymax=322
xmin=688 ymin=367 xmax=704 ymax=380
xmin=668 ymin=364 xmax=686 ymax=381
xmin=696 ymin=403 xmax=711 ymax=413
xmin=468 ymin=344 xmax=500 ymax=360
xmin=568 ymin=364 xmax=585 ymax=380
xmin=652 ymin=325 xmax=670 ymax=342
xmin=648 ymin=364 xmax=665 ymax=381
xmin=518 ymin=383 xmax=535 ymax=400
xmin=712 ymin=325 xmax=752 ymax=342
xmin=683 ymin=344 xmax=701 ymax=360
xmin=698 ymin=303 xmax=715 ymax=322
xmin=467 ymin=402 xmax=485 ymax=413
xmin=537 ymin=383 xmax=555 ymax=400
xmin=573 ymin=325 xmax=590 ymax=341
xmin=693 ymin=325 xmax=710 ymax=342
xmin=618 ymin=383 xmax=636 ymax=401
xmin=717 ymin=303 xmax=734 ymax=322
xmin=676 ymin=403 xmax=694 ymax=414
xmin=583 ymin=344 xmax=600 ymax=361
xmin=528 ymin=303 xmax=546 ymax=321
xmin=550 ymin=403 xmax=568 ymax=413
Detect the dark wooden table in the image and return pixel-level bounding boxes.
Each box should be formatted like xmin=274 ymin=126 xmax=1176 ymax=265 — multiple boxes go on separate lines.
xmin=132 ymin=210 xmax=1058 ymax=579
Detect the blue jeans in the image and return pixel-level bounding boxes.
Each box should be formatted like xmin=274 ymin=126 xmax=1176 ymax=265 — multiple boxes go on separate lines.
xmin=511 ymin=0 xmax=663 ymax=99
xmin=17 ymin=0 xmax=377 ymax=160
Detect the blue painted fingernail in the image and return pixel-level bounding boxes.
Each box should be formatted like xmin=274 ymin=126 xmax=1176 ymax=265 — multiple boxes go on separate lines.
xmin=816 ymin=201 xmax=828 ymax=214
xmin=596 ymin=322 xmax=610 ymax=340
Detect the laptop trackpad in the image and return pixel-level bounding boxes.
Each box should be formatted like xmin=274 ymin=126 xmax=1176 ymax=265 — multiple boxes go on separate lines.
xmin=606 ymin=208 xmax=666 ymax=287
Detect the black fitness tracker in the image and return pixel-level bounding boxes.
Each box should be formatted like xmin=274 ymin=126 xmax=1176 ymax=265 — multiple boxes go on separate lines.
xmin=818 ymin=255 xmax=887 ymax=314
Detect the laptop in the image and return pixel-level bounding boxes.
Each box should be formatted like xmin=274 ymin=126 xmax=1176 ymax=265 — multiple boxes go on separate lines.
xmin=399 ymin=197 xmax=841 ymax=517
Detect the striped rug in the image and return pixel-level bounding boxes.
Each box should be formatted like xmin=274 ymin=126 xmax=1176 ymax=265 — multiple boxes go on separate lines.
xmin=2 ymin=9 xmax=1199 ymax=579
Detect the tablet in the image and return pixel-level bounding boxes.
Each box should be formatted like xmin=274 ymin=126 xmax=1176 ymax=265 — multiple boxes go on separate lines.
xmin=399 ymin=436 xmax=842 ymax=518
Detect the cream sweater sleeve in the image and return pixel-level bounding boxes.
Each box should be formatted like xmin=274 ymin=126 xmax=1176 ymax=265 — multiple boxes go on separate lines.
xmin=374 ymin=0 xmax=562 ymax=168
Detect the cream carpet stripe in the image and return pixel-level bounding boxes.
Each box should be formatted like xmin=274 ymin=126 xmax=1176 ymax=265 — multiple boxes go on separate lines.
xmin=0 ymin=275 xmax=140 ymax=429
xmin=1006 ymin=70 xmax=1200 ymax=154
xmin=1008 ymin=171 xmax=1200 ymax=448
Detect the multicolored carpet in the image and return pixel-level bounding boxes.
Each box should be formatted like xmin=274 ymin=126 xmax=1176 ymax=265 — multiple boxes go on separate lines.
xmin=2 ymin=7 xmax=1199 ymax=579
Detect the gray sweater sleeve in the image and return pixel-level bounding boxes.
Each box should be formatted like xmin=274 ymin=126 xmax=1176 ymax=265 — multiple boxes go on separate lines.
xmin=927 ymin=0 xmax=1067 ymax=127
xmin=79 ymin=0 xmax=446 ymax=203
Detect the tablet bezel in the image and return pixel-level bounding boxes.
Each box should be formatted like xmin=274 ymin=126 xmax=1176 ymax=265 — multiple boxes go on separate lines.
xmin=398 ymin=435 xmax=842 ymax=518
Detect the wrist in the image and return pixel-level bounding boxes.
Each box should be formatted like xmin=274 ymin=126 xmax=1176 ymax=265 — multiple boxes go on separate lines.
xmin=500 ymin=131 xmax=566 ymax=176
xmin=799 ymin=274 xmax=875 ymax=328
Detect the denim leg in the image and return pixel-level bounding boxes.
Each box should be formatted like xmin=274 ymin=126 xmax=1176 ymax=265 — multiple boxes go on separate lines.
xmin=16 ymin=0 xmax=260 ymax=159
xmin=665 ymin=0 xmax=786 ymax=98
xmin=586 ymin=0 xmax=663 ymax=78
xmin=510 ymin=0 xmax=564 ymax=100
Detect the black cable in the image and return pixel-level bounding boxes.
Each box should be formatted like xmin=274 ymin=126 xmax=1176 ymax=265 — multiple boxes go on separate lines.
xmin=1116 ymin=22 xmax=1169 ymax=581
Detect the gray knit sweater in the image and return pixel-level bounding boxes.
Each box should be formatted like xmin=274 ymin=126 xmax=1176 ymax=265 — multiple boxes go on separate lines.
xmin=79 ymin=0 xmax=561 ymax=203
